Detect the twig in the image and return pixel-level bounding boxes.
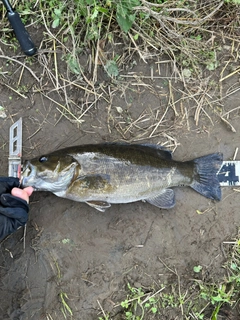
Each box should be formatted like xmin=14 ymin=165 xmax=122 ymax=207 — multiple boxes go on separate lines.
xmin=220 ymin=67 xmax=240 ymax=82
xmin=128 ymin=32 xmax=147 ymax=63
xmin=168 ymin=80 xmax=178 ymax=116
xmin=40 ymin=10 xmax=70 ymax=53
xmin=53 ymin=39 xmax=59 ymax=89
xmin=150 ymin=105 xmax=169 ymax=137
xmin=233 ymin=148 xmax=238 ymax=161
xmin=97 ymin=300 xmax=108 ymax=318
xmin=141 ymin=287 xmax=165 ymax=305
xmin=0 ymin=55 xmax=39 ymax=82
xmin=17 ymin=66 xmax=25 ymax=87
xmin=222 ymin=106 xmax=240 ymax=118
xmin=0 ymin=81 xmax=27 ymax=99
xmin=218 ymin=114 xmax=236 ymax=133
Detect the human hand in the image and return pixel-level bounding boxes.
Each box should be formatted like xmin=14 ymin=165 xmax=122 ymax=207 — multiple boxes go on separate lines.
xmin=0 ymin=177 xmax=33 ymax=241
xmin=11 ymin=187 xmax=33 ymax=203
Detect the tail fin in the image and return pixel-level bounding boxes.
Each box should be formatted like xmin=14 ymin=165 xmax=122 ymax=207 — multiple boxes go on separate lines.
xmin=190 ymin=153 xmax=223 ymax=201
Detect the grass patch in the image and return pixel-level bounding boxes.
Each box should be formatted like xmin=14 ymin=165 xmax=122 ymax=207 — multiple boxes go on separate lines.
xmin=98 ymin=228 xmax=240 ymax=319
xmin=1 ymin=0 xmax=240 ymax=137
xmin=1 ymin=0 xmax=239 ymax=77
xmin=59 ymin=291 xmax=73 ymax=319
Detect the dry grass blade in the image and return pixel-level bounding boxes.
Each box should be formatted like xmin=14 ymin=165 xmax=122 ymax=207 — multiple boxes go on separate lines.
xmin=220 ymin=66 xmax=240 ymax=82
xmin=128 ymin=32 xmax=147 ymax=63
xmin=218 ymin=115 xmax=236 ymax=133
xmin=150 ymin=105 xmax=170 ymax=138
xmin=0 ymin=81 xmax=27 ymax=99
xmin=135 ymin=0 xmax=224 ymax=27
xmin=0 ymin=55 xmax=39 ymax=82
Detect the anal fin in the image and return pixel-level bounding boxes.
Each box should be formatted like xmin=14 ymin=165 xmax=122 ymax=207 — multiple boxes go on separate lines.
xmin=146 ymin=189 xmax=175 ymax=209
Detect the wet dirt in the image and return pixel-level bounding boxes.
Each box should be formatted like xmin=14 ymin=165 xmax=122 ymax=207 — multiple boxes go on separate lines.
xmin=0 ymin=48 xmax=240 ymax=320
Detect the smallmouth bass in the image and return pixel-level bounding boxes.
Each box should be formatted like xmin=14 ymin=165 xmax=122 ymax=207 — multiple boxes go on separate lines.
xmin=21 ymin=143 xmax=223 ymax=211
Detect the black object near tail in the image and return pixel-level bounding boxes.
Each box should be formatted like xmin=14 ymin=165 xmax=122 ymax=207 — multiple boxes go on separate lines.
xmin=2 ymin=0 xmax=37 ymax=56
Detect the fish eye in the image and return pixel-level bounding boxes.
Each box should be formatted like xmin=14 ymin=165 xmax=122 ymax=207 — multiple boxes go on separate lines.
xmin=39 ymin=156 xmax=48 ymax=163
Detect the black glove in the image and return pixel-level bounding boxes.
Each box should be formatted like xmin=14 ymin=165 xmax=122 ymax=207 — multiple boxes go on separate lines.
xmin=0 ymin=177 xmax=29 ymax=241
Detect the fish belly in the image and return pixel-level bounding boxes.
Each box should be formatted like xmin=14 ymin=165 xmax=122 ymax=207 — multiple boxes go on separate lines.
xmin=61 ymin=162 xmax=184 ymax=204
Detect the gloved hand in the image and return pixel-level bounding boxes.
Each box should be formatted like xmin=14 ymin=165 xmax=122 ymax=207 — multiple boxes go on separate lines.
xmin=0 ymin=177 xmax=31 ymax=241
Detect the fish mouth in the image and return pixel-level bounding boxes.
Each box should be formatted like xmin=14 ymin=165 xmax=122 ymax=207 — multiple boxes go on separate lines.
xmin=21 ymin=161 xmax=38 ymax=190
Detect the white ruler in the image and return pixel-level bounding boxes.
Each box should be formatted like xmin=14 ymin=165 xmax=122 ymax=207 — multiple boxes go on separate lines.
xmin=8 ymin=118 xmax=22 ymax=178
xmin=218 ymin=161 xmax=240 ymax=187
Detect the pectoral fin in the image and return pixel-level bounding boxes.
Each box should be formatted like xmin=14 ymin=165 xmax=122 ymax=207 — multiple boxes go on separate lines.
xmin=86 ymin=200 xmax=111 ymax=212
xmin=146 ymin=189 xmax=175 ymax=209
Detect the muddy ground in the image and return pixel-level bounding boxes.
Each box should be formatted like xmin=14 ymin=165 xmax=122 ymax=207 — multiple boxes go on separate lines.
xmin=0 ymin=29 xmax=240 ymax=319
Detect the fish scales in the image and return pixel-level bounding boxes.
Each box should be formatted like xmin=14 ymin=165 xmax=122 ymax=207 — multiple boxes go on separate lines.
xmin=71 ymin=151 xmax=182 ymax=201
xmin=21 ymin=143 xmax=223 ymax=211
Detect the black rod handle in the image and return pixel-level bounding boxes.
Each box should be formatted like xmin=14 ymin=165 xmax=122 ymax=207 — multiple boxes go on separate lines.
xmin=2 ymin=0 xmax=37 ymax=56
xmin=2 ymin=0 xmax=11 ymax=11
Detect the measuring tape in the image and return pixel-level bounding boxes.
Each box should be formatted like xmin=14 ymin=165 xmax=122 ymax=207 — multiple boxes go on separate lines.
xmin=217 ymin=162 xmax=239 ymax=186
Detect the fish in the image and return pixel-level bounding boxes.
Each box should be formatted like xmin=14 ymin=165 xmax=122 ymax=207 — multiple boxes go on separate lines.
xmin=21 ymin=143 xmax=223 ymax=212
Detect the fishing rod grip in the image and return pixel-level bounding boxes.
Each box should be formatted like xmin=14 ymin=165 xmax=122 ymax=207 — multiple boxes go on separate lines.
xmin=7 ymin=11 xmax=37 ymax=56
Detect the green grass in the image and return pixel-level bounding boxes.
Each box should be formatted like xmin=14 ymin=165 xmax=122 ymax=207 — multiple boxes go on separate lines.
xmin=2 ymin=0 xmax=238 ymax=78
xmin=1 ymin=0 xmax=240 ymax=133
xmin=98 ymin=229 xmax=240 ymax=319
